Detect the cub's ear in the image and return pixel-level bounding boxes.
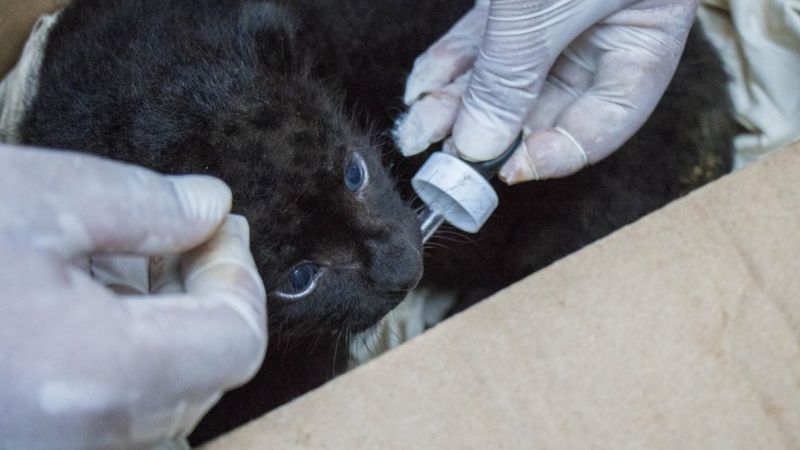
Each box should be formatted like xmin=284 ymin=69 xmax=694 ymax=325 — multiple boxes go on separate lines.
xmin=239 ymin=2 xmax=300 ymax=74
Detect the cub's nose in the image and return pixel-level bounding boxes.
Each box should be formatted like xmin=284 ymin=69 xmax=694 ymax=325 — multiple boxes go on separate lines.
xmin=371 ymin=233 xmax=423 ymax=293
xmin=389 ymin=260 xmax=423 ymax=292
xmin=393 ymin=236 xmax=423 ymax=291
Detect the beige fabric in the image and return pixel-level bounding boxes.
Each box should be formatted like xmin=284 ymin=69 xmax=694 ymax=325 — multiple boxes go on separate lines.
xmin=0 ymin=11 xmax=60 ymax=144
xmin=0 ymin=0 xmax=69 ymax=76
xmin=699 ymin=0 xmax=800 ymax=168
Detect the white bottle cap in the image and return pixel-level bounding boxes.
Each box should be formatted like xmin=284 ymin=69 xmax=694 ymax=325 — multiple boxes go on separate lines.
xmin=411 ymin=152 xmax=498 ymax=233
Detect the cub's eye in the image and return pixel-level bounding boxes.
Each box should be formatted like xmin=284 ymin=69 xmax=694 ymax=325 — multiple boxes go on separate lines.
xmin=274 ymin=262 xmax=321 ymax=300
xmin=344 ymin=154 xmax=366 ymax=191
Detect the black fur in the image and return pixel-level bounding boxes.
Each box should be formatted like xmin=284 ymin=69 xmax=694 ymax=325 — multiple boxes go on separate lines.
xmin=18 ymin=0 xmax=735 ymax=443
xmin=22 ymin=0 xmax=425 ymax=340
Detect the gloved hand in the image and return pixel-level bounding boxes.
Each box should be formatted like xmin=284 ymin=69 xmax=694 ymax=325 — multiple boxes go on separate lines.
xmin=0 ymin=145 xmax=267 ymax=449
xmin=395 ymin=0 xmax=697 ymax=183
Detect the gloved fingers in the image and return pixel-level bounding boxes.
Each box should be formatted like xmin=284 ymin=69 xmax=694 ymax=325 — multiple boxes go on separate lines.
xmin=394 ymin=72 xmax=471 ymax=156
xmin=0 ymin=146 xmax=231 ymax=258
xmin=450 ymin=44 xmax=544 ymax=162
xmin=0 ymin=217 xmax=263 ymax=446
xmin=524 ymin=50 xmax=596 ymax=131
xmin=397 ymin=35 xmax=594 ymax=158
xmin=116 ymin=216 xmax=265 ymax=438
xmin=149 ymin=254 xmax=184 ymax=295
xmin=499 ymin=35 xmax=684 ymax=182
xmin=450 ymin=0 xmax=629 ymax=162
xmin=181 ymin=214 xmax=266 ymax=360
xmin=403 ymin=4 xmax=487 ymax=105
xmin=123 ymin=215 xmax=266 ymax=391
xmin=396 ymin=53 xmax=592 ymax=157
xmin=89 ymin=254 xmax=183 ymax=297
xmin=90 ymin=254 xmax=150 ymax=295
xmin=494 ymin=46 xmax=598 ymax=182
xmin=498 ymin=127 xmax=587 ymax=182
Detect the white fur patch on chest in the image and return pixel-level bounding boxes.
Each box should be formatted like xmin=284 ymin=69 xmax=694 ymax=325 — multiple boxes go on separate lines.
xmin=348 ymin=287 xmax=457 ymax=368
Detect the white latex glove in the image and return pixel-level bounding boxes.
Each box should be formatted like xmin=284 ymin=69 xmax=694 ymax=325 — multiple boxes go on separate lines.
xmin=395 ymin=0 xmax=697 ymax=183
xmin=0 ymin=145 xmax=267 ymax=449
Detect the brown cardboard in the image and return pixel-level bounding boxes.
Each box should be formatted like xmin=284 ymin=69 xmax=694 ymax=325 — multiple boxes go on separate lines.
xmin=0 ymin=0 xmax=68 ymax=76
xmin=205 ymin=144 xmax=800 ymax=449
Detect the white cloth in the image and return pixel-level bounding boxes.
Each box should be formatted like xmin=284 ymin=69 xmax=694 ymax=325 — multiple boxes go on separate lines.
xmin=699 ymin=0 xmax=800 ymax=168
xmin=0 ymin=10 xmax=60 ymax=144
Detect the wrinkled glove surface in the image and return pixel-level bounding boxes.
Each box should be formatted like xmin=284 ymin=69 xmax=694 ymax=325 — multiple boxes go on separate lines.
xmin=395 ymin=0 xmax=697 ymax=183
xmin=0 ymin=145 xmax=266 ymax=449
